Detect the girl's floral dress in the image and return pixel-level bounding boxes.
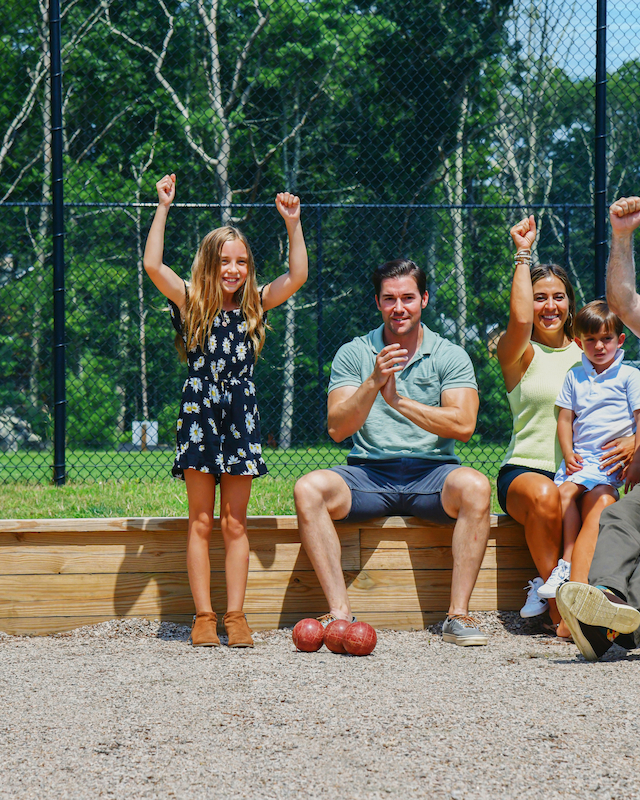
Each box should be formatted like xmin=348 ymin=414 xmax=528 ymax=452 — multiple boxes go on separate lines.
xmin=168 ymin=291 xmax=268 ymax=482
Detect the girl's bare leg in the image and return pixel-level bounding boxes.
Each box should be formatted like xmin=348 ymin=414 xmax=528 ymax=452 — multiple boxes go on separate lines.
xmin=506 ymin=473 xmax=563 ymax=626
xmin=184 ymin=469 xmax=217 ymax=613
xmin=558 ymin=482 xmax=587 ymax=562
xmin=219 ymin=474 xmax=253 ymax=612
xmin=570 ymin=485 xmax=618 ymax=584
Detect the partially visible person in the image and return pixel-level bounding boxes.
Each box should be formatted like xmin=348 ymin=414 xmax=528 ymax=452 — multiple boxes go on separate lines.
xmin=496 ymin=217 xmax=580 ymax=632
xmin=543 ymin=301 xmax=640 ymax=602
xmin=558 ymin=196 xmax=640 ymax=660
xmin=144 ymin=173 xmax=308 ymax=648
xmin=294 ymin=258 xmax=492 ymax=647
xmin=496 ymin=217 xmax=634 ymax=635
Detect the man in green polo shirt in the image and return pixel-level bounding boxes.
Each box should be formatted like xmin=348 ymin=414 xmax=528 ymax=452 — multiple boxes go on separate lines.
xmin=294 ymin=258 xmax=492 ymax=645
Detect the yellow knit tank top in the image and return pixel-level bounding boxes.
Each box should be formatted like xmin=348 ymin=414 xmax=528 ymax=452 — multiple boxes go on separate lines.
xmin=501 ymin=340 xmax=582 ymax=472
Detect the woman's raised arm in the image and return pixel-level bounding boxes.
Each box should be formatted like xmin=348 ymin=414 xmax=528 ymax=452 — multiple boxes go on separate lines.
xmin=496 ymin=215 xmax=537 ymax=390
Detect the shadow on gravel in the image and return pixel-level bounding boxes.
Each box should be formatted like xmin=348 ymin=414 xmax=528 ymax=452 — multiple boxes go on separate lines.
xmin=155 ymin=621 xmax=191 ymax=642
xmin=497 ymin=610 xmax=554 ymax=636
xmin=551 ymin=646 xmax=640 ymax=664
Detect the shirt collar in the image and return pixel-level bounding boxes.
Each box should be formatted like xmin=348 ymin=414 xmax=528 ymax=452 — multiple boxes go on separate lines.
xmin=369 ymin=323 xmax=437 ymax=357
xmin=581 ymin=348 xmax=625 ymax=379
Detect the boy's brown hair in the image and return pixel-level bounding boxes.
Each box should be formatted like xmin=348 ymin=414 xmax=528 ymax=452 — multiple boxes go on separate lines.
xmin=575 ymin=299 xmax=623 ymax=338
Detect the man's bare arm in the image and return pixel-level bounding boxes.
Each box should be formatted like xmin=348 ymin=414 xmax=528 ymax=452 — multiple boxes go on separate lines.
xmin=607 ymin=196 xmax=640 ymax=336
xmin=327 ymin=384 xmax=378 ymax=442
xmin=327 ymin=344 xmax=408 ymax=442
xmin=380 ymin=375 xmax=478 ymax=443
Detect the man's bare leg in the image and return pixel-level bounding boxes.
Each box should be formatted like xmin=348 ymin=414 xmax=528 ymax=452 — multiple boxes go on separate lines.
xmin=441 ymin=467 xmax=492 ymax=616
xmin=294 ymin=469 xmax=353 ymax=620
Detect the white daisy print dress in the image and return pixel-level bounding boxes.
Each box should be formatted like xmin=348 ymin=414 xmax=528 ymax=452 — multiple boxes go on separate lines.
xmin=168 ymin=288 xmax=267 ymax=482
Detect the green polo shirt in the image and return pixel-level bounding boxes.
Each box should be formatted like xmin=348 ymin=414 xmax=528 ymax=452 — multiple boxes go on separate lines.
xmin=328 ymin=323 xmax=478 ymax=463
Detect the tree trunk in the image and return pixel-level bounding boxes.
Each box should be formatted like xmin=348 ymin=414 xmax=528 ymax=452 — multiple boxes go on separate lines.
xmin=136 ymin=205 xmax=149 ymax=422
xmin=444 ymin=93 xmax=468 ymax=347
xmin=216 ymin=126 xmax=233 ymax=225
xmin=116 ymin=300 xmax=129 ymax=438
xmin=29 ymin=8 xmax=52 ymax=408
xmin=278 ymin=292 xmax=296 ymax=450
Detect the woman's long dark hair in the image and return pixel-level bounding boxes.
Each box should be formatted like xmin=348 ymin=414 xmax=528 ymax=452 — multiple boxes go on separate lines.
xmin=530 ymin=263 xmax=576 ymax=340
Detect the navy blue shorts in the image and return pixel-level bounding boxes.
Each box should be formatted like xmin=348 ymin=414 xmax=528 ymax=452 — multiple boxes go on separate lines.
xmin=330 ymin=458 xmax=461 ymax=523
xmin=497 ymin=464 xmax=556 ymax=514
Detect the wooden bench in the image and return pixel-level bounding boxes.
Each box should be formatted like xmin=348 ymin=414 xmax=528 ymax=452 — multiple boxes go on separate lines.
xmin=0 ymin=515 xmax=534 ymax=635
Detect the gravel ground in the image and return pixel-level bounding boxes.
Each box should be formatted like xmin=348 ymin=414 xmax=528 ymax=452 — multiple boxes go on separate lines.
xmin=1 ymin=612 xmax=639 ymax=800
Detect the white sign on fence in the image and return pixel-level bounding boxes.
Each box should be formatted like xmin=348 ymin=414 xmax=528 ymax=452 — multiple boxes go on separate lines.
xmin=132 ymin=420 xmax=158 ymax=449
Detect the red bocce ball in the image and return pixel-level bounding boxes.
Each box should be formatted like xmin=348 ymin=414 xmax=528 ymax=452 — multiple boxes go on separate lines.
xmin=342 ymin=621 xmax=377 ymax=656
xmin=292 ymin=618 xmax=325 ymax=652
xmin=323 ymin=619 xmax=351 ymax=654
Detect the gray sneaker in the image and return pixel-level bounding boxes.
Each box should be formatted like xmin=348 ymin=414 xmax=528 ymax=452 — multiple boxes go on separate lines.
xmin=442 ymin=615 xmax=488 ymax=646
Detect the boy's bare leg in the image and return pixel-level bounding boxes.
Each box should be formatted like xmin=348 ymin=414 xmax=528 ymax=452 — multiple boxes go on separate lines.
xmin=294 ymin=470 xmax=353 ymax=620
xmin=558 ymin=481 xmax=587 ymax=562
xmin=441 ymin=467 xmax=492 ymax=616
xmin=571 ymin=485 xmax=619 ymax=583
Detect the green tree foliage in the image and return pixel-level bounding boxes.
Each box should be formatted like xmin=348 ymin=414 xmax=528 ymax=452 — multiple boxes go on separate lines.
xmin=3 ymin=0 xmax=639 ymax=478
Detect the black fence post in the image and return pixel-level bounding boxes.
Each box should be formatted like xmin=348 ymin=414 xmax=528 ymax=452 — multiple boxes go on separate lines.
xmin=594 ymin=0 xmax=608 ymax=298
xmin=50 ymin=0 xmax=66 ymax=485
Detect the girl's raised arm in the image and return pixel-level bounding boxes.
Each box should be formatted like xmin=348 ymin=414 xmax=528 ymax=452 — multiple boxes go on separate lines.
xmin=496 ymin=215 xmax=537 ymax=389
xmin=260 ymin=192 xmax=308 ymax=311
xmin=143 ymin=173 xmax=186 ymax=309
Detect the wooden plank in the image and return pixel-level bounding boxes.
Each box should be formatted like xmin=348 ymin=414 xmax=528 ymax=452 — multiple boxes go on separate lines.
xmin=360 ymin=514 xmax=521 ymax=530
xmin=0 ymin=567 xmax=534 ymax=617
xmin=360 ymin=529 xmax=527 ymax=549
xmin=0 ymin=514 xmax=517 ymax=534
xmin=0 ymin=516 xmax=307 ymax=534
xmin=0 ymin=574 xmax=193 ymax=617
xmin=0 ymin=531 xmax=192 ymax=548
xmin=361 ymin=545 xmax=535 ymax=571
xmin=0 ymin=529 xmax=359 ymax=574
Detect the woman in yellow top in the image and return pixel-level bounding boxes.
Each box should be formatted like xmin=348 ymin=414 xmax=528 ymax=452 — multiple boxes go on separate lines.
xmin=497 ymin=216 xmax=633 ymax=636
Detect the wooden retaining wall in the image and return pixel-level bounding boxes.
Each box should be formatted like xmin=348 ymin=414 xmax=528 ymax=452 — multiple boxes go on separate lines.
xmin=0 ymin=515 xmax=534 ymax=635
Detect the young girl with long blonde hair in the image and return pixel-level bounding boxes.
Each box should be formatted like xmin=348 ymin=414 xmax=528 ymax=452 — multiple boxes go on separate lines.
xmin=144 ymin=173 xmax=308 ymax=647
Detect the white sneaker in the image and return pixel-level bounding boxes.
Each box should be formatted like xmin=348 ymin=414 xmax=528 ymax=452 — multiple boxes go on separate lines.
xmin=537 ymin=559 xmax=571 ymax=599
xmin=520 ymin=577 xmax=549 ymax=618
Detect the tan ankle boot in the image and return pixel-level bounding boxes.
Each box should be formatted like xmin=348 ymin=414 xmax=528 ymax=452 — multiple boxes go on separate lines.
xmin=191 ymin=612 xmax=220 ymax=647
xmin=224 ymin=611 xmax=254 ymax=648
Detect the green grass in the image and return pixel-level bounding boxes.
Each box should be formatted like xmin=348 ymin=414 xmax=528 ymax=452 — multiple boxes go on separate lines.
xmin=0 ymin=476 xmax=298 ymax=519
xmin=0 ymin=444 xmax=355 ymax=483
xmin=0 ymin=441 xmax=507 ymax=518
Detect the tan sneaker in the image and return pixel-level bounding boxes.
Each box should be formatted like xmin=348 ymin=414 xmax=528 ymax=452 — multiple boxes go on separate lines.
xmin=190 ymin=612 xmax=220 ymax=647
xmin=224 ymin=611 xmax=254 ymax=648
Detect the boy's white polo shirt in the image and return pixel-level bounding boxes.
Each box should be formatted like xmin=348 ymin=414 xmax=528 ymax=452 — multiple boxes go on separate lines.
xmin=555 ymin=349 xmax=640 ymax=456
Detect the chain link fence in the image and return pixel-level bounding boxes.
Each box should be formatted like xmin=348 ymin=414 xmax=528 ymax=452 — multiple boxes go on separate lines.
xmin=2 ymin=0 xmax=640 ymax=483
